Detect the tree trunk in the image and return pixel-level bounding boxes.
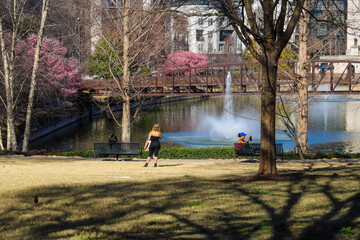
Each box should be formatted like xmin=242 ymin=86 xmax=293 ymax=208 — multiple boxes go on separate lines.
xmin=6 ymin=110 xmax=17 ymax=151
xmin=0 ymin=20 xmax=17 ymax=151
xmin=121 ymin=0 xmax=131 ymax=142
xmin=22 ymin=0 xmax=50 ymax=152
xmin=122 ymin=94 xmax=131 ymax=142
xmin=297 ymin=1 xmax=309 ymax=155
xmin=258 ymin=58 xmax=278 ymax=175
xmin=0 ymin=127 xmax=4 ymax=150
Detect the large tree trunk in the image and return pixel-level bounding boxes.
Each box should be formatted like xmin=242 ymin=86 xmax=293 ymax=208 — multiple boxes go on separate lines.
xmin=22 ymin=0 xmax=50 ymax=152
xmin=297 ymin=0 xmax=309 ymax=155
xmin=121 ymin=0 xmax=131 ymax=142
xmin=258 ymin=57 xmax=278 ymax=175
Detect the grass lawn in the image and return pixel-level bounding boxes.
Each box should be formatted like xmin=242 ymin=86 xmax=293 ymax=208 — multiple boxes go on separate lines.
xmin=0 ymin=157 xmax=359 ymax=239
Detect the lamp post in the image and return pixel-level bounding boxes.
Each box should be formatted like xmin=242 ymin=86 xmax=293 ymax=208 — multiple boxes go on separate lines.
xmin=77 ymin=17 xmax=81 ymax=66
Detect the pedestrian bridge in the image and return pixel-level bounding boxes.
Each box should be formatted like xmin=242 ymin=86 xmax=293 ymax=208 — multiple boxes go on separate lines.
xmin=82 ymin=60 xmax=360 ymax=97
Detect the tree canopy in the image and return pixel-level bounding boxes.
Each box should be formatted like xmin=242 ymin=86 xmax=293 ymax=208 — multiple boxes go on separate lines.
xmin=87 ymin=34 xmax=152 ymax=79
xmin=161 ymin=50 xmax=209 ymax=76
xmin=17 ymin=34 xmax=83 ymax=96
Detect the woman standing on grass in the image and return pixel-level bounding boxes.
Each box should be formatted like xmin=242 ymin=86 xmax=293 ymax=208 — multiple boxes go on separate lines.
xmin=143 ymin=123 xmax=162 ymax=167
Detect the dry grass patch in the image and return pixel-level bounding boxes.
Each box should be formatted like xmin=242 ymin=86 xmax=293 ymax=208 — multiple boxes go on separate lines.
xmin=0 ymin=158 xmax=360 ymax=239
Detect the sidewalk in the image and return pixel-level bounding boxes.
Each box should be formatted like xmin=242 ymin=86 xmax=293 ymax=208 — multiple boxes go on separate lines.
xmin=1 ymin=155 xmax=360 ymax=163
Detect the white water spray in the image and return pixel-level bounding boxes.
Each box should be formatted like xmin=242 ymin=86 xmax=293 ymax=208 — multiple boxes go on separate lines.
xmin=224 ymin=71 xmax=234 ymax=121
xmin=199 ymin=72 xmax=259 ymax=141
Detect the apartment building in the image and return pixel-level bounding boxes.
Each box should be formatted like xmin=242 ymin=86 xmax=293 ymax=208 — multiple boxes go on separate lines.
xmin=169 ymin=0 xmax=244 ymax=62
xmin=307 ymin=0 xmax=347 ymax=56
xmin=346 ymin=0 xmax=360 ymax=55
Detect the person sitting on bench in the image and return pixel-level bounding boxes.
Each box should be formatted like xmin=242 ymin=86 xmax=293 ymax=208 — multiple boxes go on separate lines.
xmin=108 ymin=134 xmax=118 ymax=148
xmin=236 ymin=132 xmax=252 ymax=151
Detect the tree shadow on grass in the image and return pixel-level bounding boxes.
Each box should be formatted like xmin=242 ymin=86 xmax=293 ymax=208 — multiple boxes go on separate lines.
xmin=0 ymin=163 xmax=359 ymax=239
xmin=222 ymin=162 xmax=360 ymax=240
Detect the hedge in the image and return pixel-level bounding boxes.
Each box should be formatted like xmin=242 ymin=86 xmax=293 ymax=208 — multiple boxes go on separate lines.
xmin=55 ymin=147 xmax=360 ymax=160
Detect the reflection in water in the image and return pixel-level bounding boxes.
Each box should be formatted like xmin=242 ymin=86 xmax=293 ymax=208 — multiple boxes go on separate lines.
xmin=31 ymin=95 xmax=360 ymax=153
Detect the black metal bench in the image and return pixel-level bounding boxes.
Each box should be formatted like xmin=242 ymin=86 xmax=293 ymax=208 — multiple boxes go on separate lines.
xmin=93 ymin=142 xmax=142 ymax=160
xmin=234 ymin=143 xmax=284 ymax=162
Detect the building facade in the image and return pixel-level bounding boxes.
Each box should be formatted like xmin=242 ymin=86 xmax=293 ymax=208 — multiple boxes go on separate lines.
xmin=346 ymin=0 xmax=360 ymax=55
xmin=169 ymin=1 xmax=244 ymax=62
xmin=307 ymin=0 xmax=347 ymax=57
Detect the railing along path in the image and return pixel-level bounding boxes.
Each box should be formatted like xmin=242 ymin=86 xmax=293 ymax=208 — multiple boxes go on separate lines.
xmin=82 ymin=60 xmax=360 ymax=97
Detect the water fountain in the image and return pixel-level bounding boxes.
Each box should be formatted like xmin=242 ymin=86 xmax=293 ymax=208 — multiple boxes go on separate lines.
xmin=199 ymin=72 xmax=260 ymax=143
xmin=161 ymin=72 xmax=260 ymax=146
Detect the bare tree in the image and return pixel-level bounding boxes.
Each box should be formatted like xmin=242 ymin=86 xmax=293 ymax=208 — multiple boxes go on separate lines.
xmin=0 ymin=0 xmax=29 ymax=151
xmin=21 ymin=0 xmax=50 ymax=152
xmin=295 ymin=0 xmax=309 ymax=156
xmin=211 ymin=0 xmax=305 ymax=175
xmin=285 ymin=0 xmax=346 ymax=157
xmin=88 ymin=0 xmax=170 ymax=142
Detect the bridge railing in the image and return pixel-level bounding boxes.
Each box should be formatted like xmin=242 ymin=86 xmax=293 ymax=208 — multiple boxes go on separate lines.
xmin=83 ymin=59 xmax=360 ymax=96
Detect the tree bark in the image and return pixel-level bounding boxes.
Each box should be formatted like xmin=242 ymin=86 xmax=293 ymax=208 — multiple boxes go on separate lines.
xmin=297 ymin=0 xmax=309 ymax=155
xmin=0 ymin=127 xmax=4 ymax=150
xmin=258 ymin=56 xmax=278 ymax=175
xmin=21 ymin=0 xmax=50 ymax=152
xmin=121 ymin=0 xmax=131 ymax=142
xmin=0 ymin=17 xmax=17 ymax=151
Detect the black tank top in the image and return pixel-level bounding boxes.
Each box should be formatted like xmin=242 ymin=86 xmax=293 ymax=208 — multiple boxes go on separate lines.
xmin=150 ymin=136 xmax=160 ymax=142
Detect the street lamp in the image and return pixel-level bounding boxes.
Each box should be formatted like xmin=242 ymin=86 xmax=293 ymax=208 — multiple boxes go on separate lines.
xmin=77 ymin=17 xmax=81 ymax=66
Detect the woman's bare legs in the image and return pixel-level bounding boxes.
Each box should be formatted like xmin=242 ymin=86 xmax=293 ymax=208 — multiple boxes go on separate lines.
xmin=154 ymin=157 xmax=158 ymax=167
xmin=144 ymin=156 xmax=151 ymax=167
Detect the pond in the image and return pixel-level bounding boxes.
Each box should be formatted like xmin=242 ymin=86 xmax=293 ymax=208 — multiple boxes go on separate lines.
xmin=30 ymin=94 xmax=360 ymax=154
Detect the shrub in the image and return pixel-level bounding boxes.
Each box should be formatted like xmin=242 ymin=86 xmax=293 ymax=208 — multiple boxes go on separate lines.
xmin=51 ymin=147 xmax=360 ymax=160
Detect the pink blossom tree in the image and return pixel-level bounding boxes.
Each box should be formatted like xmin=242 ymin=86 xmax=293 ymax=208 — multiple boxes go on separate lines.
xmin=161 ymin=51 xmax=209 ymax=76
xmin=16 ymin=34 xmax=83 ymax=97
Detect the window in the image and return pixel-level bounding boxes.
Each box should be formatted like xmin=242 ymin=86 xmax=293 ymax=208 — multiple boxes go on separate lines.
xmin=198 ymin=18 xmax=204 ymax=25
xmin=313 ymin=12 xmax=321 ymax=18
xmin=208 ymin=43 xmax=213 ymax=53
xmin=315 ymin=4 xmax=325 ymax=10
xmin=196 ymin=30 xmax=204 ymax=41
xmin=208 ymin=18 xmax=213 ymax=26
xmin=334 ymin=2 xmax=344 ymax=11
xmin=219 ymin=30 xmax=233 ymax=41
xmin=219 ymin=44 xmax=224 ymax=52
xmin=107 ymin=0 xmax=120 ymax=6
xmin=237 ymin=43 xmax=242 ymax=53
xmin=218 ymin=17 xmax=225 ymax=27
xmin=198 ymin=43 xmax=204 ymax=52
xmin=317 ymin=26 xmax=327 ymax=35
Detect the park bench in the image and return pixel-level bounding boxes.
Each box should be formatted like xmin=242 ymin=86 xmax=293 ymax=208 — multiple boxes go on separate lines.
xmin=234 ymin=143 xmax=284 ymax=162
xmin=93 ymin=142 xmax=142 ymax=160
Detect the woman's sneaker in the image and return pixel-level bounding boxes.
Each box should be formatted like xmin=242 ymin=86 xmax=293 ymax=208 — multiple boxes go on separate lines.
xmin=154 ymin=163 xmax=157 ymax=167
xmin=143 ymin=163 xmax=148 ymax=167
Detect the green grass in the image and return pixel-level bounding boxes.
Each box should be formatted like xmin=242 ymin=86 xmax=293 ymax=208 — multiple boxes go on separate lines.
xmin=248 ymin=188 xmax=271 ymax=195
xmin=1 ymin=159 xmax=360 ymax=239
xmin=189 ymin=202 xmax=204 ymax=207
xmin=340 ymin=226 xmax=356 ymax=235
